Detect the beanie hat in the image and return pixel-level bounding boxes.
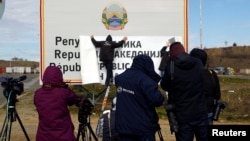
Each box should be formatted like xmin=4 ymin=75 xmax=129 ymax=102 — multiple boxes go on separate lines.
xmin=190 ymin=48 xmax=207 ymax=66
xmin=169 ymin=42 xmax=185 ymax=58
xmin=111 ymin=97 xmax=117 ymax=111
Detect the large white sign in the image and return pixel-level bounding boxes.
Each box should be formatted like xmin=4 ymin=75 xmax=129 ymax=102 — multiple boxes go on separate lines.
xmin=40 ymin=0 xmax=188 ymax=84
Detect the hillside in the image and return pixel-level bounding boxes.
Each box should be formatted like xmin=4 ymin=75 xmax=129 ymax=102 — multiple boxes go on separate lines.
xmin=0 ymin=46 xmax=249 ymax=74
xmin=0 ymin=60 xmax=39 ymax=68
xmin=204 ymin=46 xmax=250 ymax=73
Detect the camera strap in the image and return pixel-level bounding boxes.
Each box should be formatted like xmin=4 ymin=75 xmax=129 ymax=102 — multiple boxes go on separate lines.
xmin=169 ymin=54 xmax=187 ymax=102
xmin=169 ymin=59 xmax=175 ymax=103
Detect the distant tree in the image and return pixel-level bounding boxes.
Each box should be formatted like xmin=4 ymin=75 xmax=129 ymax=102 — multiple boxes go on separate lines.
xmin=11 ymin=57 xmax=18 ymax=61
xmin=11 ymin=57 xmax=26 ymax=61
xmin=233 ymin=43 xmax=237 ymax=47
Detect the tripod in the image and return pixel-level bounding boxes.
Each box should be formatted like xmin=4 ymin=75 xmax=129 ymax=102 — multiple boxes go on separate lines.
xmin=76 ymin=116 xmax=98 ymax=141
xmin=0 ymin=93 xmax=30 ymax=141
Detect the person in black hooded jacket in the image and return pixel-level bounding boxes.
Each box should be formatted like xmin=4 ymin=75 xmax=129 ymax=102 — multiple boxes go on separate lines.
xmin=91 ymin=35 xmax=127 ymax=86
xmin=158 ymin=41 xmax=170 ymax=78
xmin=115 ymin=54 xmax=164 ymax=141
xmin=160 ymin=42 xmax=208 ymax=141
xmin=190 ymin=48 xmax=221 ymax=125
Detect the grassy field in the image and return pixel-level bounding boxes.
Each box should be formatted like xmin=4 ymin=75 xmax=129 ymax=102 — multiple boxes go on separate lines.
xmin=218 ymin=76 xmax=250 ymax=121
xmin=69 ymin=76 xmax=250 ymax=122
xmin=0 ymin=76 xmax=249 ymax=141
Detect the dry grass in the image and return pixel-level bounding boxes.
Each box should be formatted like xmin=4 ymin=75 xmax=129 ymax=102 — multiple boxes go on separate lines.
xmin=205 ymin=46 xmax=250 ymax=72
xmin=0 ymin=78 xmax=250 ymax=141
xmin=219 ymin=76 xmax=250 ymax=121
xmin=0 ymin=91 xmax=175 ymax=141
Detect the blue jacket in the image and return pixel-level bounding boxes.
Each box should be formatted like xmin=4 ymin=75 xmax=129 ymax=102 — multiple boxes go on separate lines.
xmin=115 ymin=55 xmax=164 ymax=135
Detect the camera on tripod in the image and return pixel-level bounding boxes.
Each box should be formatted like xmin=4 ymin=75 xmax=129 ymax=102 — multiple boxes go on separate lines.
xmin=77 ymin=97 xmax=94 ymax=124
xmin=165 ymin=103 xmax=179 ymax=134
xmin=0 ymin=75 xmax=30 ymax=141
xmin=213 ymin=100 xmax=227 ymax=121
xmin=0 ymin=75 xmax=26 ymax=101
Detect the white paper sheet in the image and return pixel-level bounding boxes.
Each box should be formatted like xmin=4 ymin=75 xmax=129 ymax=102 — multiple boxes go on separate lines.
xmin=79 ymin=36 xmax=101 ymax=84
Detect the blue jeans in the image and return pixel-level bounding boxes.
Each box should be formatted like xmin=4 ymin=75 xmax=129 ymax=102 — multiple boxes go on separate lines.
xmin=207 ymin=112 xmax=214 ymax=125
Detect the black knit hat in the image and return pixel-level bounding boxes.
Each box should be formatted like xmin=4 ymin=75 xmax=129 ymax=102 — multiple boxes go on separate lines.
xmin=190 ymin=48 xmax=207 ymax=66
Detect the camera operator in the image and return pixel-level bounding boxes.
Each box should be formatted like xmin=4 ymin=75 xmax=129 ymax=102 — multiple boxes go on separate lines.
xmin=160 ymin=42 xmax=208 ymax=141
xmin=34 ymin=66 xmax=78 ymax=141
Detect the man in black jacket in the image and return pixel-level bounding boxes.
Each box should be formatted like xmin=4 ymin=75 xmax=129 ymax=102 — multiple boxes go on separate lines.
xmin=91 ymin=35 xmax=127 ymax=86
xmin=160 ymin=42 xmax=208 ymax=141
xmin=190 ymin=48 xmax=221 ymax=125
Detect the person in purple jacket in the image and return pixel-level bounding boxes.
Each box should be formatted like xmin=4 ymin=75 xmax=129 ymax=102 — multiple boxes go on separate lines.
xmin=34 ymin=66 xmax=78 ymax=141
xmin=115 ymin=54 xmax=165 ymax=141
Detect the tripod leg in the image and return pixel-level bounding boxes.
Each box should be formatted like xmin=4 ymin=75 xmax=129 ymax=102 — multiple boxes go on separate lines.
xmin=87 ymin=123 xmax=98 ymax=141
xmin=0 ymin=115 xmax=8 ymax=138
xmin=0 ymin=114 xmax=12 ymax=141
xmin=7 ymin=118 xmax=12 ymax=141
xmin=76 ymin=124 xmax=87 ymax=141
xmin=15 ymin=110 xmax=30 ymax=141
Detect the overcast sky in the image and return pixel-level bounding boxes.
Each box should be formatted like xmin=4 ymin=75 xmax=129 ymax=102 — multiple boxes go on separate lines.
xmin=0 ymin=0 xmax=249 ymax=61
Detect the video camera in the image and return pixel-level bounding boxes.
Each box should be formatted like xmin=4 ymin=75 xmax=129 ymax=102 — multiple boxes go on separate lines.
xmin=77 ymin=97 xmax=94 ymax=124
xmin=213 ymin=100 xmax=227 ymax=121
xmin=0 ymin=75 xmax=26 ymax=107
xmin=165 ymin=103 xmax=179 ymax=134
xmin=0 ymin=75 xmax=26 ymax=97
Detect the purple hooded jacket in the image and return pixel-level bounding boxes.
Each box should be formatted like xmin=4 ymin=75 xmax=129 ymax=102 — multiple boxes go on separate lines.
xmin=34 ymin=66 xmax=78 ymax=141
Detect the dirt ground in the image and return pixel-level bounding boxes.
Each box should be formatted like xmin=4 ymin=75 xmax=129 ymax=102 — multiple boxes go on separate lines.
xmin=0 ymin=93 xmax=248 ymax=141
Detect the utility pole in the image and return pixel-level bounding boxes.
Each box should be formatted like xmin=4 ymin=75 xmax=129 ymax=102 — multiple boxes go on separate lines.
xmin=200 ymin=0 xmax=203 ymax=49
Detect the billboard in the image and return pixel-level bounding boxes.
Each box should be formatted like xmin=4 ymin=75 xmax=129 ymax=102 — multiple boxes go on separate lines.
xmin=40 ymin=0 xmax=188 ymax=84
